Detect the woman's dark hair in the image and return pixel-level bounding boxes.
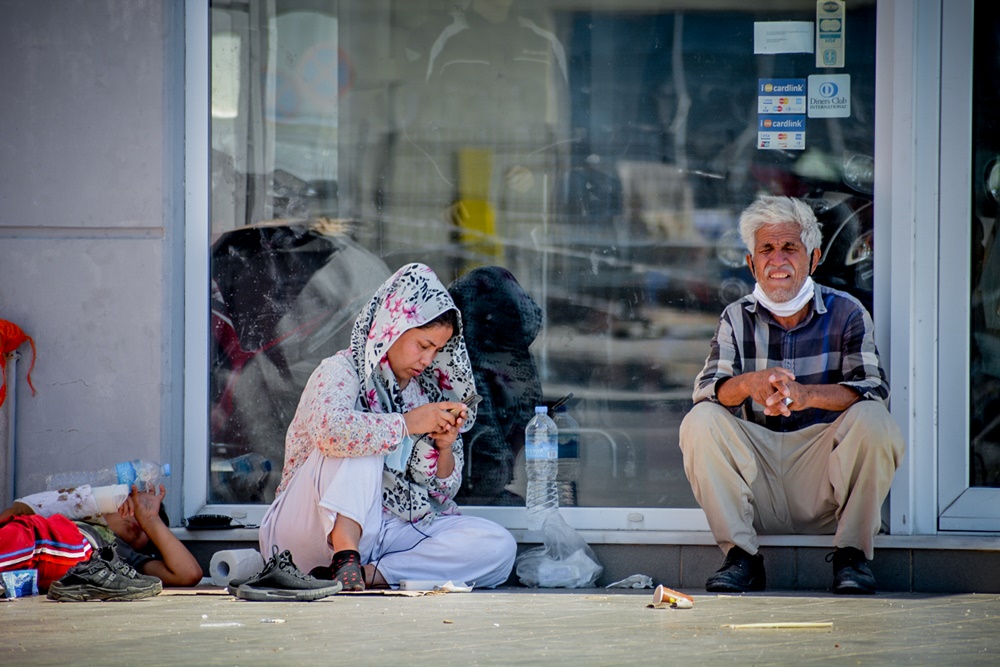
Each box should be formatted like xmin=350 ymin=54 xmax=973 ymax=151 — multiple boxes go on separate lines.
xmin=422 ymin=307 xmax=459 ymax=335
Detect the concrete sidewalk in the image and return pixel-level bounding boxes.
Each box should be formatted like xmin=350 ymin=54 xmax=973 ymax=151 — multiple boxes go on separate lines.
xmin=2 ymin=586 xmax=999 ymax=666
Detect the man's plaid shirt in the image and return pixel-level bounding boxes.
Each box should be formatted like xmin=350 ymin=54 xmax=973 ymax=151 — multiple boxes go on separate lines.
xmin=692 ymin=283 xmax=890 ymax=432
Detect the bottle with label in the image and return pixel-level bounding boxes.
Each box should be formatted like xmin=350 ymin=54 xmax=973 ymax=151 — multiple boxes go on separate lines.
xmin=46 ymin=459 xmax=171 ymax=493
xmin=228 ymin=453 xmax=273 ymax=499
xmin=552 ymin=405 xmax=580 ymax=507
xmin=524 ymin=405 xmax=559 ymax=531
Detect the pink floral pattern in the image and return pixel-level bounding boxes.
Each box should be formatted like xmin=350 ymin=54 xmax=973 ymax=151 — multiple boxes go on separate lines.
xmin=433 ymin=367 xmax=454 ymax=391
xmin=275 ymin=352 xmax=463 ymax=506
xmin=276 ymin=263 xmax=476 ymax=523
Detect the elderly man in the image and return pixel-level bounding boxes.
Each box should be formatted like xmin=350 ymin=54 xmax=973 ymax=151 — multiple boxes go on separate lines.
xmin=679 ymin=195 xmax=904 ymax=594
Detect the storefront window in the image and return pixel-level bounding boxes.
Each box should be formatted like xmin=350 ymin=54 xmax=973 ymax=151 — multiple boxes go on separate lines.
xmin=969 ymin=4 xmax=1000 ymax=487
xmin=207 ymin=0 xmax=877 ymax=509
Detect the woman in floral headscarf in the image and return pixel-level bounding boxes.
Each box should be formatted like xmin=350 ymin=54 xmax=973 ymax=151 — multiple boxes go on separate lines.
xmin=259 ymin=263 xmax=516 ymax=591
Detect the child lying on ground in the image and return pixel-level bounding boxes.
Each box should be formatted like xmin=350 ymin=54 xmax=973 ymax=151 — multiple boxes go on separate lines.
xmin=0 ymin=484 xmax=202 ymax=599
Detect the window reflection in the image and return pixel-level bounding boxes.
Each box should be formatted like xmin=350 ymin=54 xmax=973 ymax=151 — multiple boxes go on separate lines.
xmin=970 ymin=3 xmax=1000 ymax=487
xmin=209 ymin=0 xmax=877 ymax=507
xmin=448 ymin=266 xmax=543 ymax=506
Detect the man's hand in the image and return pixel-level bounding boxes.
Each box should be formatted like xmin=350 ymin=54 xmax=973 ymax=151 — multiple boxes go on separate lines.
xmin=719 ymin=367 xmax=796 ymax=415
xmin=763 ymin=370 xmax=798 ymax=417
xmin=718 ymin=366 xmax=863 ymax=417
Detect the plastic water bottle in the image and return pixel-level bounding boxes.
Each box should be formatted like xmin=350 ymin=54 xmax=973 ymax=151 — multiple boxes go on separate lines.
xmin=228 ymin=453 xmax=273 ymax=498
xmin=46 ymin=459 xmax=171 ymax=493
xmin=525 ymin=405 xmax=559 ymax=531
xmin=553 ymin=405 xmax=580 ymax=507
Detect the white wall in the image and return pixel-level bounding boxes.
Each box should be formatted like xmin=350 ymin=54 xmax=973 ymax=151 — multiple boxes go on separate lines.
xmin=0 ymin=1 xmax=185 ymax=520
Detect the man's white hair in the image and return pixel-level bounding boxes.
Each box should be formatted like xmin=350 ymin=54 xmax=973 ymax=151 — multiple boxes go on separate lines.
xmin=738 ymin=196 xmax=823 ymax=254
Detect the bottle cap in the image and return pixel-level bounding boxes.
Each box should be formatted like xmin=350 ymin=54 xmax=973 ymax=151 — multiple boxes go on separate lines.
xmin=162 ymin=463 xmax=172 ymax=476
xmin=535 ymin=406 xmax=547 ymax=413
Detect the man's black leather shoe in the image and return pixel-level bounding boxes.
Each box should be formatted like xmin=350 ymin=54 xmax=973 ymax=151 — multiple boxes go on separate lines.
xmin=705 ymin=546 xmax=766 ymax=592
xmin=829 ymin=547 xmax=876 ymax=595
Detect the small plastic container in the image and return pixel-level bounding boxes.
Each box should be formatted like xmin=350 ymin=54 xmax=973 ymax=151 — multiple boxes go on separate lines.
xmin=1 ymin=569 xmax=39 ymax=598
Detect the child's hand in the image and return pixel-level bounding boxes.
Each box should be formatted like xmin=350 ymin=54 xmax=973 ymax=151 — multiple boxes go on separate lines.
xmin=127 ymin=484 xmax=166 ymax=529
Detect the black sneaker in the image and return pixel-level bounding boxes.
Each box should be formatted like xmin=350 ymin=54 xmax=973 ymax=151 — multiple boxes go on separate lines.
xmin=47 ymin=548 xmax=162 ymax=602
xmin=235 ymin=548 xmax=342 ymax=601
xmin=226 ymin=576 xmax=246 ymax=597
xmin=99 ymin=544 xmax=163 ymax=588
xmin=829 ymin=547 xmax=876 ymax=595
xmin=705 ymin=546 xmax=766 ymax=593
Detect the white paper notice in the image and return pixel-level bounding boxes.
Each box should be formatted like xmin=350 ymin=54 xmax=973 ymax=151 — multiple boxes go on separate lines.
xmin=754 ymin=22 xmax=815 ymax=55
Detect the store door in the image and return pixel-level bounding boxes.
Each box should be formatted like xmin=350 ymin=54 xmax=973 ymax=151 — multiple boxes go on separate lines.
xmin=938 ymin=0 xmax=1000 ymax=531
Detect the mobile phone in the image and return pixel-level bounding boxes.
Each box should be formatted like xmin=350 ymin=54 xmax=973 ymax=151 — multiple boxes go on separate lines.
xmin=450 ymin=394 xmax=482 ymax=414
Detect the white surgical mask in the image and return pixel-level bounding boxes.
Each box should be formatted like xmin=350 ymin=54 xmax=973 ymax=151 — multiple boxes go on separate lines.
xmin=384 ymin=434 xmax=415 ymax=473
xmin=752 ymin=276 xmax=815 ymax=318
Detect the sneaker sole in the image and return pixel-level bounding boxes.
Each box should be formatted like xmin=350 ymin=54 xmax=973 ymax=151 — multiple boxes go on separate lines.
xmin=235 ymin=582 xmax=342 ymax=602
xmin=706 ymin=574 xmax=766 ymax=593
xmin=47 ymin=583 xmax=162 ymax=602
xmin=833 ymin=581 xmax=876 ymax=595
xmin=706 ymin=582 xmax=766 ymax=593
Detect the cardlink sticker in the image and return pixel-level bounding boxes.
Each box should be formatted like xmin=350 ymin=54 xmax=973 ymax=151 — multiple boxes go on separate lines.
xmin=816 ymin=0 xmax=845 ymax=68
xmin=758 ymin=79 xmax=806 ymax=114
xmin=758 ymin=115 xmax=806 ymax=151
xmin=808 ymin=74 xmax=850 ymax=118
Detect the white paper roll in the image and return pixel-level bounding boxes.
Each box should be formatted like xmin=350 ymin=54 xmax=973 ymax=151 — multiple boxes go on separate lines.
xmin=209 ymin=549 xmax=265 ymax=587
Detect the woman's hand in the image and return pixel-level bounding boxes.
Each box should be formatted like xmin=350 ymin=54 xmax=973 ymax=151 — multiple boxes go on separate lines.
xmin=403 ymin=401 xmax=468 ymax=441
xmin=404 ymin=402 xmax=467 ymax=478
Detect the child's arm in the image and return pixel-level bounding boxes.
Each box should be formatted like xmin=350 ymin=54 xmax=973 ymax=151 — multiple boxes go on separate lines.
xmin=123 ymin=485 xmax=203 ymax=586
xmin=7 ymin=486 xmax=108 ymax=524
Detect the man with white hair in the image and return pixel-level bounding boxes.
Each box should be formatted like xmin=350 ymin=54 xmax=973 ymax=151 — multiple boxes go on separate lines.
xmin=679 ymin=195 xmax=904 ymax=594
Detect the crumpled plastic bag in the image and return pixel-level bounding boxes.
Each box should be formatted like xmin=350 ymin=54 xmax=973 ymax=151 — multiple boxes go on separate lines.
xmin=515 ymin=513 xmax=603 ymax=588
xmin=606 ymin=574 xmax=654 ymax=589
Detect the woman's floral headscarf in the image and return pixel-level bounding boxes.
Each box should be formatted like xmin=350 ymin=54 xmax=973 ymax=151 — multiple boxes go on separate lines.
xmin=348 ymin=263 xmax=477 ymax=520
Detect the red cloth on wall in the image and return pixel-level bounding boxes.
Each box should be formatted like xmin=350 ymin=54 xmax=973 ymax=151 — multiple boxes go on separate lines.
xmin=0 ymin=319 xmax=37 ymax=408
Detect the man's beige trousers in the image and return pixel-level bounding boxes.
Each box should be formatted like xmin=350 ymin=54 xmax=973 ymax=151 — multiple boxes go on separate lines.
xmin=679 ymin=401 xmax=905 ymax=560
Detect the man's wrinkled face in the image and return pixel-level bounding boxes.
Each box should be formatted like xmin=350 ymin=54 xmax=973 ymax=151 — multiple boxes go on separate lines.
xmin=746 ymin=222 xmax=821 ymax=303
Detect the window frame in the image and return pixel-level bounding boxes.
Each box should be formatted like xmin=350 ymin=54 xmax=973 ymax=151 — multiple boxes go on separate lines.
xmin=181 ymin=0 xmax=713 ymax=530
xmin=935 ymin=0 xmax=1000 ymax=533
xmin=182 ymin=0 xmax=946 ymax=538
